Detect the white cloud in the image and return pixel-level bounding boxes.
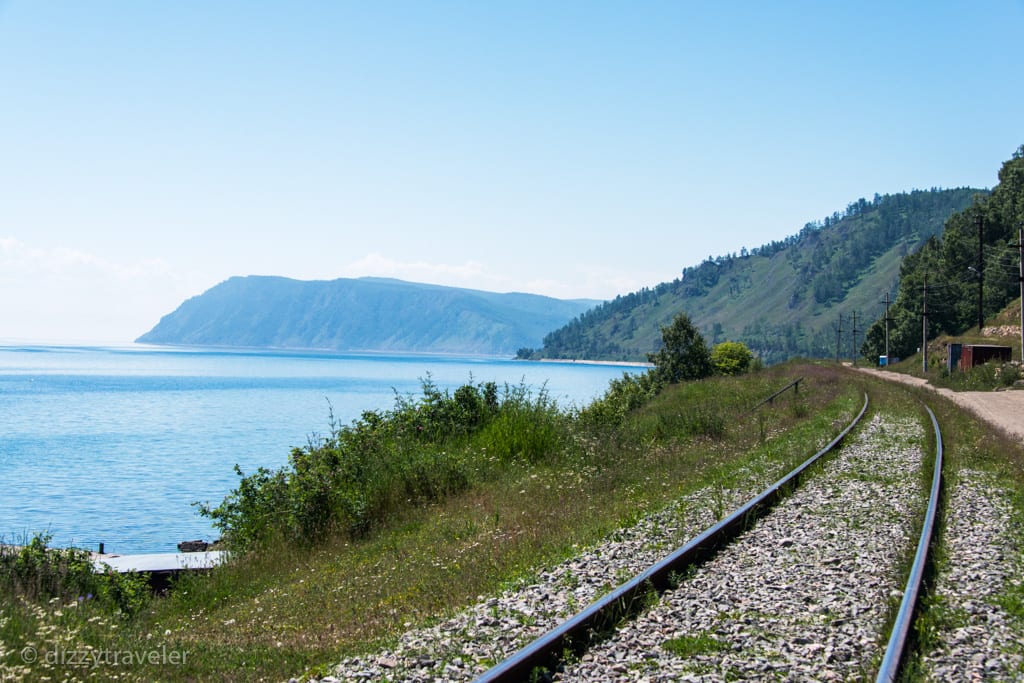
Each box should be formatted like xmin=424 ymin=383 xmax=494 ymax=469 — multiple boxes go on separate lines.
xmin=523 ymin=264 xmax=667 ymax=302
xmin=0 ymin=236 xmax=204 ymax=343
xmin=0 ymin=238 xmax=172 ymax=279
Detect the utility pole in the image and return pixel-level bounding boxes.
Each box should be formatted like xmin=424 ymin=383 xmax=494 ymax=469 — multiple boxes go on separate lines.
xmin=850 ymin=310 xmax=859 ymax=367
xmin=834 ymin=314 xmax=843 ymax=363
xmin=922 ymin=274 xmax=928 ymax=373
xmin=1012 ymin=224 xmax=1023 ymax=363
xmin=881 ymin=291 xmax=892 ymax=365
xmin=977 ymin=213 xmax=985 ymax=332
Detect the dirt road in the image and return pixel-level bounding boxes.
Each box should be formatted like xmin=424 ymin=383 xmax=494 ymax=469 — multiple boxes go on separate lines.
xmin=855 ymin=366 xmax=1024 ymax=441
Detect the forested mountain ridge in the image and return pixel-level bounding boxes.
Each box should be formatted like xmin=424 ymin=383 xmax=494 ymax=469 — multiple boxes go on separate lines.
xmin=862 ymin=146 xmax=1024 ymax=360
xmin=137 ymin=276 xmax=600 ymax=356
xmin=519 ymin=188 xmax=981 ymax=364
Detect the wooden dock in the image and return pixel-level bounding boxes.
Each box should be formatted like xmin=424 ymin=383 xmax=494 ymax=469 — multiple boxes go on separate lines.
xmin=92 ymin=550 xmax=227 ymax=574
xmin=92 ymin=550 xmax=227 ymax=589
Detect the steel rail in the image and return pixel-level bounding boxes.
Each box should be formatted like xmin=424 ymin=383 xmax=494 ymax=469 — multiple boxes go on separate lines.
xmin=474 ymin=392 xmax=870 ymax=683
xmin=875 ymin=404 xmax=944 ymax=682
xmin=749 ymin=376 xmax=804 ymax=412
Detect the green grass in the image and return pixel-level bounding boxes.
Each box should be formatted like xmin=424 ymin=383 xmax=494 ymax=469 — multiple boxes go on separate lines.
xmin=662 ymin=631 xmax=729 ymax=658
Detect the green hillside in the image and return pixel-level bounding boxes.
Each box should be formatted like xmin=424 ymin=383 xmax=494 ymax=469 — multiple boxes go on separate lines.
xmin=136 ymin=276 xmax=600 ymax=356
xmin=863 ymin=146 xmax=1024 ymax=361
xmin=521 ymin=188 xmax=981 ymax=364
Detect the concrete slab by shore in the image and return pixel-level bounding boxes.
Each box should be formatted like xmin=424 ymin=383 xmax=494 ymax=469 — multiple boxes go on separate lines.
xmin=92 ymin=550 xmax=227 ymax=574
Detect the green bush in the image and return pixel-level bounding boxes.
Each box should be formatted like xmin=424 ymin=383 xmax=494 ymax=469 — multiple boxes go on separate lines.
xmin=576 ymin=371 xmax=659 ymax=436
xmin=0 ymin=533 xmax=150 ymax=617
xmin=933 ymin=361 xmax=1023 ymax=391
xmin=711 ymin=341 xmax=754 ymax=376
xmin=475 ymin=394 xmax=567 ymax=464
xmin=200 ymin=379 xmax=564 ymax=550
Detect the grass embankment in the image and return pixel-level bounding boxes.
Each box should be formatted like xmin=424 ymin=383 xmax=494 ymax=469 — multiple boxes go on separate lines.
xmin=1 ymin=363 xmax=876 ymax=682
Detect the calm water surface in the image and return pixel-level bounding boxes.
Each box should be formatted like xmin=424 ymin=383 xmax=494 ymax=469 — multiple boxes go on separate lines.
xmin=0 ymin=344 xmax=640 ymax=553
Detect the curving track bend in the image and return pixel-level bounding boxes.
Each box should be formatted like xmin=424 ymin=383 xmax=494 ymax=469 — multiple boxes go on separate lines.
xmin=556 ymin=411 xmax=927 ymax=682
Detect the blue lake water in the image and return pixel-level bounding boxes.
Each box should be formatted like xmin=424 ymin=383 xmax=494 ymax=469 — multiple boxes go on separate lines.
xmin=0 ymin=344 xmax=641 ymax=553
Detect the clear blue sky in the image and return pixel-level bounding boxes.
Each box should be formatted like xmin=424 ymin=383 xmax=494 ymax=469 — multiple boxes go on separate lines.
xmin=2 ymin=1 xmax=1022 ymax=342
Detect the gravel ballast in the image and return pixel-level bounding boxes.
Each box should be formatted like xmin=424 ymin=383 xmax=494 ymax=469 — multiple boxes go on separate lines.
xmin=313 ymin=450 xmax=787 ymax=683
xmin=559 ymin=413 xmax=924 ymax=681
xmin=920 ymin=469 xmax=1024 ymax=681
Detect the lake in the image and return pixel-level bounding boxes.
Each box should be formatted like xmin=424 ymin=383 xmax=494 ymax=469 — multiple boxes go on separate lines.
xmin=0 ymin=344 xmax=642 ymax=553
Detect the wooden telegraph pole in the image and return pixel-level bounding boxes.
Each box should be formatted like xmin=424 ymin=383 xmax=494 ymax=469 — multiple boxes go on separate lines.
xmin=1012 ymin=224 xmax=1023 ymax=362
xmin=922 ymin=274 xmax=928 ymax=373
xmin=850 ymin=310 xmax=859 ymax=366
xmin=834 ymin=314 xmax=843 ymax=363
xmin=977 ymin=213 xmax=985 ymax=332
xmin=881 ymin=291 xmax=892 ymax=365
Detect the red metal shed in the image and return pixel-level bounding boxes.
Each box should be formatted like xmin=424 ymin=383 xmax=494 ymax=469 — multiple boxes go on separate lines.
xmin=958 ymin=344 xmax=1012 ymax=370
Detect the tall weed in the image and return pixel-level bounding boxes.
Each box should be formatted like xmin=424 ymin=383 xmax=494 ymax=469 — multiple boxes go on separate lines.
xmin=200 ymin=379 xmax=564 ymax=549
xmin=0 ymin=533 xmax=150 ymax=617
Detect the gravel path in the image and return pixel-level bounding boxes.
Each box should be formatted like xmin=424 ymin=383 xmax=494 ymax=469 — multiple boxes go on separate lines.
xmin=920 ymin=469 xmax=1024 ymax=681
xmin=558 ymin=413 xmax=924 ymax=682
xmin=855 ymin=366 xmax=1024 ymax=441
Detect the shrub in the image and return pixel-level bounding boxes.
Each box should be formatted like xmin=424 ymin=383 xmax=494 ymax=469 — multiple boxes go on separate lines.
xmin=475 ymin=388 xmax=567 ymax=464
xmin=933 ymin=361 xmax=1023 ymax=391
xmin=577 ymin=371 xmax=659 ymax=435
xmin=0 ymin=533 xmax=150 ymax=617
xmin=711 ymin=341 xmax=754 ymax=376
xmin=200 ymin=378 xmax=562 ymax=550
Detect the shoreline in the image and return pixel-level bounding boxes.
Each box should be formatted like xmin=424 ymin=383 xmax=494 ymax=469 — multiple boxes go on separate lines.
xmin=536 ymin=358 xmax=653 ymax=368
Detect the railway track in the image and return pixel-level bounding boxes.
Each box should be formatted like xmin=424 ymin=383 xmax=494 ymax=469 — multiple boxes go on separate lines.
xmin=471 ymin=396 xmax=943 ymax=682
xmin=322 ymin=392 xmax=954 ymax=682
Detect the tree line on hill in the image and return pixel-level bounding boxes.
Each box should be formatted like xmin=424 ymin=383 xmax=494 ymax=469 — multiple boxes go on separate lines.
xmin=519 ymin=185 xmax=981 ymax=364
xmin=861 ymin=146 xmax=1024 ymax=361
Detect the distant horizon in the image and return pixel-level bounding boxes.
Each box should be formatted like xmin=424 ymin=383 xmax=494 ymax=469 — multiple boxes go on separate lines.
xmin=0 ymin=184 xmax=998 ymax=346
xmin=0 ymin=338 xmax=655 ymax=369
